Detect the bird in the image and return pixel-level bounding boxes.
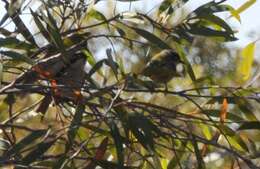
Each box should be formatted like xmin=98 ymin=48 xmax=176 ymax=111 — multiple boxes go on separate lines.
xmin=142 ymin=49 xmax=185 ymax=91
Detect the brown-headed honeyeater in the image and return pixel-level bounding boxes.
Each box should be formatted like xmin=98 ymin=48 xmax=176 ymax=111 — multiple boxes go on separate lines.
xmin=142 ymin=49 xmax=185 ymax=89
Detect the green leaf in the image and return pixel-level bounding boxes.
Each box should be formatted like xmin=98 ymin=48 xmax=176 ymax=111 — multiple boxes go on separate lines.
xmin=87 ymin=9 xmax=107 ymax=21
xmin=204 ymin=109 xmax=244 ymax=121
xmin=238 ymin=121 xmax=260 ymax=130
xmin=199 ymin=123 xmax=212 ymax=140
xmin=109 ymin=122 xmax=124 ymax=166
xmin=4 ymin=129 xmax=48 ymax=158
xmin=82 ymin=49 xmax=97 ymax=66
xmin=105 ymin=48 xmax=119 ymax=79
xmin=88 ymin=59 xmax=106 ymax=77
xmin=189 ymin=133 xmax=205 ymax=169
xmin=127 ymin=114 xmax=161 ymax=151
xmin=0 ymin=62 xmax=3 ymax=87
xmin=8 ymin=10 xmax=37 ymax=46
xmin=234 ymin=97 xmax=257 ymax=121
xmin=0 ymin=13 xmax=9 ymax=27
xmin=30 ymin=9 xmax=51 ymax=42
xmin=68 ymin=104 xmax=85 ymax=142
xmin=0 ymin=37 xmax=35 ymax=51
xmin=198 ymin=14 xmax=233 ymax=33
xmin=129 ymin=27 xmax=171 ymax=49
xmin=188 ymin=23 xmax=237 ymax=41
xmin=0 ymin=28 xmax=12 ymax=36
xmin=40 ymin=9 xmax=64 ymax=51
xmin=167 ymin=142 xmax=187 ymax=169
xmin=227 ymin=135 xmax=249 ymax=152
xmin=20 ymin=139 xmax=56 ymax=166
xmin=82 ymin=49 xmax=104 ymax=77
xmin=0 ymin=138 xmax=10 ymax=151
xmin=175 ymin=44 xmax=198 ymax=86
xmin=87 ymin=158 xmax=132 ymax=169
xmin=152 ymin=155 xmax=163 ymax=169
xmin=192 ymin=1 xmax=231 ymax=16
xmin=158 ymin=0 xmax=173 ymax=14
xmin=225 ymin=5 xmax=241 ymax=22
xmin=236 ymin=42 xmax=255 ymax=83
xmin=0 ymin=51 xmax=34 ymax=64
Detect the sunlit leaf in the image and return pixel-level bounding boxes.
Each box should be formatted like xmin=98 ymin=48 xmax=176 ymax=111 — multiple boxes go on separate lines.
xmin=198 ymin=14 xmax=233 ymax=33
xmin=236 ymin=42 xmax=255 ymax=82
xmin=227 ymin=135 xmax=249 ymax=152
xmin=229 ymin=7 xmax=241 ymax=22
xmin=161 ymin=158 xmax=168 ymax=169
xmin=200 ymin=123 xmax=212 ymax=140
xmin=86 ymin=9 xmax=107 ymax=21
xmin=236 ymin=0 xmax=256 ymax=15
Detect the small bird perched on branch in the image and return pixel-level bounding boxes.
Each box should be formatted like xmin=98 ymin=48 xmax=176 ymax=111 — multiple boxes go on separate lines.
xmin=142 ymin=49 xmax=185 ymax=91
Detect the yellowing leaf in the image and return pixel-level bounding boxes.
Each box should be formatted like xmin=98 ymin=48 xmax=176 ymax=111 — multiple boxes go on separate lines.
xmin=220 ymin=98 xmax=228 ymax=123
xmin=236 ymin=42 xmax=255 ymax=82
xmin=229 ymin=0 xmax=256 ymax=23
xmin=161 ymin=158 xmax=168 ymax=169
xmin=230 ymin=9 xmax=241 ymax=22
xmin=236 ymin=0 xmax=256 ymax=15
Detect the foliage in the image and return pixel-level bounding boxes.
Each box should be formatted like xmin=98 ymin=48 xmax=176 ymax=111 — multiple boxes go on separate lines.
xmin=0 ymin=0 xmax=259 ymax=169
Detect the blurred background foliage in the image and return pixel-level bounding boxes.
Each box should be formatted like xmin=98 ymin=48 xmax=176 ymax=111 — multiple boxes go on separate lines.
xmin=0 ymin=0 xmax=260 ymax=169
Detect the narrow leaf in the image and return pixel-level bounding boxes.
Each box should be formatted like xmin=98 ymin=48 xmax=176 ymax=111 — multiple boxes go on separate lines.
xmin=88 ymin=9 xmax=107 ymax=21
xmin=21 ymin=139 xmax=56 ymax=165
xmin=68 ymin=104 xmax=85 ymax=143
xmin=0 ymin=37 xmax=35 ymax=50
xmin=0 ymin=51 xmax=34 ymax=64
xmin=110 ymin=122 xmax=124 ymax=166
xmin=236 ymin=42 xmax=255 ymax=82
xmin=238 ymin=122 xmax=260 ymax=130
xmin=220 ymin=98 xmax=228 ymax=123
xmin=4 ymin=129 xmax=48 ymax=158
xmin=236 ymin=0 xmax=256 ymax=15
xmin=129 ymin=27 xmax=171 ymax=49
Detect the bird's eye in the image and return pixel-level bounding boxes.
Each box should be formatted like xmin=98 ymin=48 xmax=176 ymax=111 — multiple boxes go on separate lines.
xmin=176 ymin=63 xmax=184 ymax=73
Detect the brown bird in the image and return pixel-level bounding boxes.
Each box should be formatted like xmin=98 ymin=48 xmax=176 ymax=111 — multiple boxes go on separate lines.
xmin=142 ymin=49 xmax=185 ymax=90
